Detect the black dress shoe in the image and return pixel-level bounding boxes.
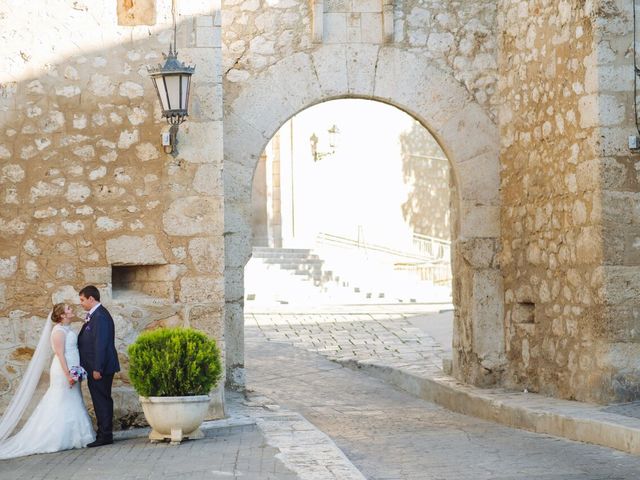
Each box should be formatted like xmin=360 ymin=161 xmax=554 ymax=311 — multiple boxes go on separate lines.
xmin=87 ymin=438 xmax=113 ymax=448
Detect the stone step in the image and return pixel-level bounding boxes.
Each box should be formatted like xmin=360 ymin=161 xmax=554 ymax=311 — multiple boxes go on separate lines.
xmin=278 ymin=264 xmax=323 ymax=271
xmin=252 ymin=247 xmax=312 ymax=256
xmin=262 ymin=258 xmax=323 ymax=266
xmin=249 ymin=246 xmax=360 ymax=294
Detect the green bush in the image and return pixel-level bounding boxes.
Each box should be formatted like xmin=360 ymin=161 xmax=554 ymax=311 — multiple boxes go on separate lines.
xmin=127 ymin=327 xmax=222 ymax=397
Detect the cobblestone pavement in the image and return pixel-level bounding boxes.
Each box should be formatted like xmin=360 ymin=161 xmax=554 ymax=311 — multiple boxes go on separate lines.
xmin=246 ymin=307 xmax=640 ymax=428
xmin=245 ymin=310 xmax=640 ymax=479
xmin=0 ymin=391 xmax=364 ymax=480
xmin=0 ymin=423 xmax=295 ymax=480
xmin=245 ymin=309 xmax=449 ymax=376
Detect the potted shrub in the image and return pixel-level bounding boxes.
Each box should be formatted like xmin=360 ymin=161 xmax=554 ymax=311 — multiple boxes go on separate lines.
xmin=127 ymin=327 xmax=222 ymax=444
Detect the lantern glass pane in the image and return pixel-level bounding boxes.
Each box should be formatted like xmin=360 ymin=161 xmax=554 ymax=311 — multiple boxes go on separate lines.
xmin=165 ymin=74 xmax=181 ymax=111
xmin=153 ymin=77 xmax=170 ymax=111
xmin=180 ymin=75 xmax=190 ymax=110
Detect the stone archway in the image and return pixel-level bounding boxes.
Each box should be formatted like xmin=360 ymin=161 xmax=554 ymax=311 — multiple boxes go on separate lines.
xmin=223 ymin=44 xmax=502 ymax=389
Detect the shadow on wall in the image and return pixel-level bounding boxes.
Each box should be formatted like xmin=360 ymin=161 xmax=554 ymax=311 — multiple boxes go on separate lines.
xmin=400 ymin=122 xmax=451 ymax=241
xmin=0 ymin=10 xmax=222 ymax=420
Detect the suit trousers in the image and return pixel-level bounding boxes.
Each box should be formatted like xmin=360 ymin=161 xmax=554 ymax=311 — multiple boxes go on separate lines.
xmin=87 ymin=374 xmax=114 ymax=440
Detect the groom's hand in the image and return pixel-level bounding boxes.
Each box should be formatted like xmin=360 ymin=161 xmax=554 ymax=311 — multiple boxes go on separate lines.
xmin=92 ymin=371 xmax=102 ymax=380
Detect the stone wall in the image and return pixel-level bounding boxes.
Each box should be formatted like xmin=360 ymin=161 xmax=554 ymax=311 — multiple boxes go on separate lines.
xmin=222 ymin=0 xmax=504 ymax=389
xmin=0 ymin=0 xmax=225 ymax=424
xmin=222 ymin=0 xmax=498 ymax=115
xmin=499 ymin=0 xmax=640 ymax=403
xmin=6 ymin=0 xmax=635 ymax=417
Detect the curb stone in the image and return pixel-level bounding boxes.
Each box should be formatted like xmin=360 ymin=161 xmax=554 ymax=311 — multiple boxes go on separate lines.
xmin=338 ymin=358 xmax=640 ymax=456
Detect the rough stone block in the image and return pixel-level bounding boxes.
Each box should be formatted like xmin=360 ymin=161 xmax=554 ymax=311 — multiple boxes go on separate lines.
xmin=179 ymin=275 xmax=224 ymax=303
xmin=264 ymin=53 xmax=323 ymax=120
xmin=374 ymin=48 xmax=471 ymax=130
xmin=352 ymin=0 xmax=380 ymax=13
xmin=575 ymin=227 xmax=601 ymax=265
xmin=179 ymin=121 xmax=223 ymax=164
xmin=311 ymin=45 xmax=348 ymax=98
xmin=575 ymin=158 xmax=600 ymax=192
xmin=224 ymin=228 xmax=253 ymax=268
xmin=225 ymin=266 xmax=245 ymax=303
xmin=224 ymin=301 xmax=245 ymax=370
xmin=594 ymin=306 xmax=640 ymax=343
xmin=188 ymin=237 xmax=224 ymax=274
xmin=602 ymin=266 xmax=640 ymax=305
xmin=436 ymin=102 xmax=499 ymax=164
xmin=224 ymin=199 xmax=252 ymax=234
xmin=163 ymin=196 xmax=224 ymax=236
xmin=222 ymin=161 xmax=254 ymax=204
xmin=360 ymin=13 xmax=382 ymax=43
xmin=196 ymin=26 xmax=216 ymax=48
xmin=592 ymin=127 xmax=635 ymax=157
xmin=471 ymin=269 xmax=505 ymax=369
xmin=0 ymin=256 xmax=17 ymax=279
xmin=83 ymin=267 xmax=112 ymax=284
xmin=458 ymin=238 xmax=498 ymax=268
xmin=345 ymin=43 xmax=379 ymax=96
xmin=602 ymin=190 xmax=635 ymax=225
xmin=228 ymin=72 xmax=297 ymax=139
xmin=52 ymin=285 xmax=81 ymax=305
xmin=324 ymin=13 xmax=347 ymax=44
xmin=456 ymin=152 xmax=500 ymax=205
xmin=188 ymin=304 xmax=224 ymax=339
xmin=193 ymin=163 xmax=223 ymax=194
xmin=106 ymin=235 xmax=166 ymax=265
xmin=179 ymin=48 xmax=220 ymax=84
xmin=223 ymin=109 xmax=267 ymax=169
xmin=460 ymin=204 xmax=499 ymax=238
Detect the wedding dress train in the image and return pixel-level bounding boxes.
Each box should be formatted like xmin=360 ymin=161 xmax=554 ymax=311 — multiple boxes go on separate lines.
xmin=0 ymin=324 xmax=95 ymax=459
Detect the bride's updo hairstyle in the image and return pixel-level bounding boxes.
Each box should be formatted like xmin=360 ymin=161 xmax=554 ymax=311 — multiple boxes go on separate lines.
xmin=51 ymin=303 xmax=67 ymax=324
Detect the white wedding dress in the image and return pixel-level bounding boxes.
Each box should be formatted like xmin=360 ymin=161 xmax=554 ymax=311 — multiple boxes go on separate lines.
xmin=0 ymin=324 xmax=95 ymax=459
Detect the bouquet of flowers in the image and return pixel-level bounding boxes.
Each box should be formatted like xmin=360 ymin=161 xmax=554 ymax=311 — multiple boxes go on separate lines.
xmin=69 ymin=365 xmax=88 ymax=382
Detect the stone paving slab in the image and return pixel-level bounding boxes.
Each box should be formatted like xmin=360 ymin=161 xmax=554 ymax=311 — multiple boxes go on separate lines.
xmin=247 ymin=308 xmax=640 ymax=456
xmin=0 ymin=423 xmax=295 ymax=480
xmin=0 ymin=391 xmax=365 ymax=480
xmin=246 ymin=325 xmax=640 ymax=479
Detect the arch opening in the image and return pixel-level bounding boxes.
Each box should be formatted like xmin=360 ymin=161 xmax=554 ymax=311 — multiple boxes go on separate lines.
xmin=246 ymin=99 xmax=454 ymax=311
xmin=223 ymin=47 xmax=502 ymax=391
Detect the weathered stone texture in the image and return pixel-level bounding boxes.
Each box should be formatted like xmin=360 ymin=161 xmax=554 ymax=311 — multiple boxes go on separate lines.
xmin=3 ymin=0 xmax=639 ymax=416
xmin=0 ymin=0 xmax=224 ymax=419
xmin=498 ymin=0 xmax=640 ymax=403
xmin=222 ymin=0 xmax=498 ymax=118
xmin=222 ymin=0 xmax=502 ymax=389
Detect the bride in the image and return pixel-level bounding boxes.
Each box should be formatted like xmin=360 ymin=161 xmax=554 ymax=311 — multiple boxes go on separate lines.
xmin=0 ymin=303 xmax=95 ymax=459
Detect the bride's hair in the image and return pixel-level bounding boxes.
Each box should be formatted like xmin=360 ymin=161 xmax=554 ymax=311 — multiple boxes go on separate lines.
xmin=51 ymin=303 xmax=67 ymax=324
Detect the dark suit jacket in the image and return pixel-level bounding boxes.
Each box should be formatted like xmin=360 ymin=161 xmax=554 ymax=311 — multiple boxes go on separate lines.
xmin=78 ymin=304 xmax=121 ymax=375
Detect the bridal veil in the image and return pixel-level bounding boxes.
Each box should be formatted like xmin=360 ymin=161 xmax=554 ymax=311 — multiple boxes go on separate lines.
xmin=0 ymin=312 xmax=53 ymax=441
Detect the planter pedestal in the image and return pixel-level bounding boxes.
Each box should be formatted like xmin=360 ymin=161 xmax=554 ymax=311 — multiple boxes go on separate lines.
xmin=139 ymin=395 xmax=210 ymax=444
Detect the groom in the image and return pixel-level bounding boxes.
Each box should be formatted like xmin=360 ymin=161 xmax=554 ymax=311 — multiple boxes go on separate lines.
xmin=78 ymin=285 xmax=120 ymax=447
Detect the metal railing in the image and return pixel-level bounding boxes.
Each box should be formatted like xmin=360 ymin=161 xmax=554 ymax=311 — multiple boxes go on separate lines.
xmin=316 ymin=232 xmax=451 ymax=263
xmin=411 ymin=233 xmax=451 ymax=262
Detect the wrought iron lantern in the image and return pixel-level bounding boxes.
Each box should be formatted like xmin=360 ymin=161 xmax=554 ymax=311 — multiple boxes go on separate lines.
xmin=310 ymin=124 xmax=340 ymax=162
xmin=148 ymin=42 xmax=195 ymax=156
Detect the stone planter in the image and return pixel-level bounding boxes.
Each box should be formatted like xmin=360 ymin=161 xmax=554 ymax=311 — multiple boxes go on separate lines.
xmin=139 ymin=395 xmax=210 ymax=444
